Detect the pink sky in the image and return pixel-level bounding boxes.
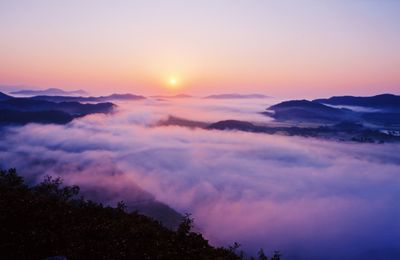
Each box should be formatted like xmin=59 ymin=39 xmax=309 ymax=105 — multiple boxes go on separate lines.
xmin=1 ymin=0 xmax=399 ymax=97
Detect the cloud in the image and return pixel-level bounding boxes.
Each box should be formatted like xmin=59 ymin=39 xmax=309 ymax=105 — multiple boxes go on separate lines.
xmin=0 ymin=98 xmax=399 ymax=259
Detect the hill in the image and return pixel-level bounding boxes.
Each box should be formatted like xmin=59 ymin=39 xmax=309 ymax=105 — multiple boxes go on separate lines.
xmin=151 ymin=94 xmax=193 ymax=99
xmin=0 ymin=169 xmax=243 ymax=259
xmin=0 ymin=92 xmax=114 ymax=125
xmin=204 ymin=93 xmax=269 ymax=99
xmin=266 ymin=95 xmax=400 ymax=126
xmin=10 ymin=88 xmax=88 ymax=96
xmin=208 ymin=119 xmax=400 ymax=143
xmin=0 ymin=92 xmax=13 ymax=101
xmin=0 ymin=110 xmax=74 ymax=125
xmin=313 ymin=94 xmax=400 ymax=110
xmin=265 ymin=100 xmax=351 ymax=122
xmin=30 ymin=93 xmax=145 ymax=103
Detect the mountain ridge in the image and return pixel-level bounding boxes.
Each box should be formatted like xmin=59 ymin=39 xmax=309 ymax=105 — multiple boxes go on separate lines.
xmin=10 ymin=88 xmax=89 ymax=97
xmin=265 ymin=94 xmax=400 ymax=126
xmin=0 ymin=91 xmax=115 ymax=125
xmin=30 ymin=93 xmax=145 ymax=103
xmin=313 ymin=94 xmax=400 ymax=109
xmin=204 ymin=93 xmax=270 ymax=99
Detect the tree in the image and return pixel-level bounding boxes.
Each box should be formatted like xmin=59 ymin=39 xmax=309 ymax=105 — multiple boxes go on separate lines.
xmin=258 ymin=248 xmax=268 ymax=260
xmin=0 ymin=169 xmax=240 ymax=259
xmin=177 ymin=213 xmax=194 ymax=237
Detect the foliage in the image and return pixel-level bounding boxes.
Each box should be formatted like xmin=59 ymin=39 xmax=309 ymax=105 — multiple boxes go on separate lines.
xmin=0 ymin=169 xmax=281 ymax=259
xmin=0 ymin=169 xmax=239 ymax=259
xmin=257 ymin=248 xmax=268 ymax=260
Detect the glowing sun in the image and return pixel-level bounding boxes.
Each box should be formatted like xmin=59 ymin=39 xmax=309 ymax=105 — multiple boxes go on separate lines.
xmin=169 ymin=77 xmax=177 ymax=85
xmin=166 ymin=76 xmax=181 ymax=89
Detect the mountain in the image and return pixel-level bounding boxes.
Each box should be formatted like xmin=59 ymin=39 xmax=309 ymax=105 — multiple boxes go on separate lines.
xmin=10 ymin=88 xmax=89 ymax=96
xmin=204 ymin=93 xmax=269 ymax=99
xmin=151 ymin=94 xmax=193 ymax=99
xmin=0 ymin=92 xmax=13 ymax=101
xmin=0 ymin=169 xmax=240 ymax=259
xmin=361 ymin=112 xmax=400 ymax=126
xmin=208 ymin=120 xmax=400 ymax=143
xmin=104 ymin=93 xmax=146 ymax=101
xmin=0 ymin=110 xmax=74 ymax=125
xmin=313 ymin=94 xmax=400 ymax=110
xmin=158 ymin=116 xmax=208 ymax=128
xmin=265 ymin=100 xmax=351 ymax=122
xmin=209 ymin=120 xmax=263 ymax=132
xmin=265 ymin=95 xmax=400 ymax=127
xmin=30 ymin=93 xmax=145 ymax=103
xmin=0 ymin=98 xmax=114 ymax=115
xmin=0 ymin=91 xmax=114 ymax=125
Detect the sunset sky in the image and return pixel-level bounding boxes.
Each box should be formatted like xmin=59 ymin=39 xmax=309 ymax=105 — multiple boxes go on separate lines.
xmin=1 ymin=0 xmax=399 ymax=97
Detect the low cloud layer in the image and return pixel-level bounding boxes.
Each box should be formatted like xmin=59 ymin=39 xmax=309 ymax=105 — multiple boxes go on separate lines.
xmin=1 ymin=98 xmax=399 ymax=259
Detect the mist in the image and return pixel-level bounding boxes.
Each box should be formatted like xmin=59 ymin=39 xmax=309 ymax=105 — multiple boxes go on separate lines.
xmin=1 ymin=97 xmax=399 ymax=259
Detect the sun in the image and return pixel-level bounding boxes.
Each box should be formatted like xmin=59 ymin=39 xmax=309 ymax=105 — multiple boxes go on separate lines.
xmin=166 ymin=76 xmax=181 ymax=89
xmin=169 ymin=77 xmax=177 ymax=86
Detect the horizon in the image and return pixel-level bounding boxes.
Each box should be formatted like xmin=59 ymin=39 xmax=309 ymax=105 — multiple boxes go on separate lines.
xmin=1 ymin=84 xmax=399 ymax=100
xmin=1 ymin=0 xmax=400 ymax=97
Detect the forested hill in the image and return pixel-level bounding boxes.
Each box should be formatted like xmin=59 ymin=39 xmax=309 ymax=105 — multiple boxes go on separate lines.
xmin=0 ymin=169 xmax=281 ymax=259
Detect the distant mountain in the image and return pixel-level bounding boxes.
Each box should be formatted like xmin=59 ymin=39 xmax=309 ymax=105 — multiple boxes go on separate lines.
xmin=0 ymin=110 xmax=74 ymax=125
xmin=0 ymin=91 xmax=114 ymax=125
xmin=151 ymin=94 xmax=193 ymax=99
xmin=10 ymin=88 xmax=89 ymax=97
xmin=105 ymin=93 xmax=146 ymax=101
xmin=209 ymin=120 xmax=262 ymax=132
xmin=361 ymin=112 xmax=400 ymax=126
xmin=208 ymin=119 xmax=329 ymax=135
xmin=158 ymin=116 xmax=208 ymax=128
xmin=0 ymin=98 xmax=113 ymax=115
xmin=204 ymin=93 xmax=269 ymax=99
xmin=203 ymin=93 xmax=400 ymax=142
xmin=0 ymin=92 xmax=13 ymax=101
xmin=265 ymin=95 xmax=400 ymax=126
xmin=208 ymin=119 xmax=400 ymax=143
xmin=265 ymin=100 xmax=351 ymax=122
xmin=314 ymin=94 xmax=400 ymax=110
xmin=30 ymin=93 xmax=145 ymax=103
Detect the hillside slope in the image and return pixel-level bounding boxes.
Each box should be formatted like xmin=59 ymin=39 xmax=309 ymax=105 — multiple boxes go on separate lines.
xmin=0 ymin=169 xmax=241 ymax=259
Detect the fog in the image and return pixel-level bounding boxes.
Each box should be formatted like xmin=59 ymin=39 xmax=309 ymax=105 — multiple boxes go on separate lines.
xmin=1 ymin=97 xmax=399 ymax=259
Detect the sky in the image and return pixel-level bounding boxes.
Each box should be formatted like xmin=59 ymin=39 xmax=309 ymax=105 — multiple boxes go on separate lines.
xmin=0 ymin=0 xmax=399 ymax=97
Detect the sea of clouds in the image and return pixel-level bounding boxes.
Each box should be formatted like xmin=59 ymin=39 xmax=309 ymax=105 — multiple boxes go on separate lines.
xmin=1 ymin=97 xmax=399 ymax=259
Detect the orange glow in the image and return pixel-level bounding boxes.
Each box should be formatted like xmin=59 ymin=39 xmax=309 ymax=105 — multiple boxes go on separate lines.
xmin=169 ymin=77 xmax=177 ymax=86
xmin=0 ymin=1 xmax=399 ymax=96
xmin=166 ymin=76 xmax=181 ymax=90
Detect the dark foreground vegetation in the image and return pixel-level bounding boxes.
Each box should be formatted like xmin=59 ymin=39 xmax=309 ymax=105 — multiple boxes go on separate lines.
xmin=0 ymin=169 xmax=280 ymax=259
